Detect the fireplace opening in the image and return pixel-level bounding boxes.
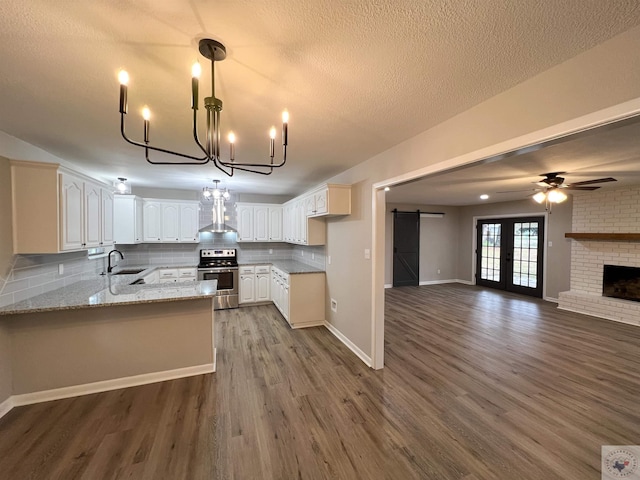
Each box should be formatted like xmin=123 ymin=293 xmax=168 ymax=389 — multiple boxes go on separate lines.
xmin=603 ymin=264 xmax=640 ymax=302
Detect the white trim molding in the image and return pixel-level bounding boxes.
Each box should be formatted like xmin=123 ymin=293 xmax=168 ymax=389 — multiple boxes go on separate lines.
xmin=324 ymin=322 xmax=372 ymax=367
xmin=0 ymin=396 xmax=14 ymax=420
xmin=6 ymin=363 xmax=214 ymax=414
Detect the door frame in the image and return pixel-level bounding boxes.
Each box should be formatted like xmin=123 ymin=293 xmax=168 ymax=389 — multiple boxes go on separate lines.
xmin=471 ymin=212 xmax=549 ymax=299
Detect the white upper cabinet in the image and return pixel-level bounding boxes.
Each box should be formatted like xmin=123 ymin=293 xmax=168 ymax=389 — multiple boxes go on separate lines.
xmin=142 ymin=199 xmax=200 ymax=243
xmin=235 ymin=203 xmax=283 ymax=243
xmin=10 ymin=161 xmax=114 ymax=254
xmin=60 ymin=173 xmax=85 ymax=251
xmin=180 ymin=203 xmax=200 ymax=242
xmin=269 ymin=207 xmax=283 ymax=241
xmin=161 ymin=203 xmax=180 ymax=242
xmin=84 ymin=182 xmax=102 ymax=248
xmin=237 ymin=205 xmax=254 ymax=242
xmin=114 ymin=195 xmax=143 ymax=244
xmin=101 ymin=188 xmax=114 ymax=246
xmin=143 ymin=201 xmax=162 ymax=242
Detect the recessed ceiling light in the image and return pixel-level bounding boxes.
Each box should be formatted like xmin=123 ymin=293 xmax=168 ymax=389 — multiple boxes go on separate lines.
xmin=480 ymin=194 xmax=489 ymax=200
xmin=384 ymin=187 xmax=390 ymax=192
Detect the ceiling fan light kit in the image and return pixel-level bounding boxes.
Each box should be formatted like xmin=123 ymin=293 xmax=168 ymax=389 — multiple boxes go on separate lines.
xmin=118 ymin=38 xmax=289 ymax=177
xmin=531 ymin=172 xmax=616 ymax=212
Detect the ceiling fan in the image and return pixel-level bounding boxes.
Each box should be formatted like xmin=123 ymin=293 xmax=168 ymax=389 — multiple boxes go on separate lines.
xmin=535 ymin=172 xmax=617 ymax=191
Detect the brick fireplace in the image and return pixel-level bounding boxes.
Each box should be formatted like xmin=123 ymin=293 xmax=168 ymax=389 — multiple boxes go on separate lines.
xmin=558 ymin=186 xmax=640 ymax=326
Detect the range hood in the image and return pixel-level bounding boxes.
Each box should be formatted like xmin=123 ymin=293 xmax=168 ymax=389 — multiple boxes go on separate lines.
xmin=199 ymin=197 xmax=236 ymax=233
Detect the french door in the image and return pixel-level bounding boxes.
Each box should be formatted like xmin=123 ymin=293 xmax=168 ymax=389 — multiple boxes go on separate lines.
xmin=475 ymin=217 xmax=544 ymax=298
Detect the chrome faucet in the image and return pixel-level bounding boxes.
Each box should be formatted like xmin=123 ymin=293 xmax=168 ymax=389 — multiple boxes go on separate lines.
xmin=107 ymin=249 xmax=124 ymax=273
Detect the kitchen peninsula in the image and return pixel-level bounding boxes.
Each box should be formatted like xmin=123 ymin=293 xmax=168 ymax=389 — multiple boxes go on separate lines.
xmin=0 ymin=271 xmax=217 ymax=407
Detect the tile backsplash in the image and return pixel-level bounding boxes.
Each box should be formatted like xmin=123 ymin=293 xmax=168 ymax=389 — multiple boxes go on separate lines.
xmin=0 ymin=235 xmax=326 ymax=308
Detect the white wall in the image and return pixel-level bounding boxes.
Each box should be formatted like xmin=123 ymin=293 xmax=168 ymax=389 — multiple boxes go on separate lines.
xmin=325 ymin=25 xmax=640 ymax=361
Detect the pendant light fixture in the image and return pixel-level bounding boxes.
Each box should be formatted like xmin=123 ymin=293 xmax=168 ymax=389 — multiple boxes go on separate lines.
xmin=118 ymin=38 xmax=289 ymax=177
xmin=202 ymin=180 xmax=230 ymax=202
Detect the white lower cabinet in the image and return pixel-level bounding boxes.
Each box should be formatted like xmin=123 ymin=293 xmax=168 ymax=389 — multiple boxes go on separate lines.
xmin=271 ymin=267 xmax=324 ymax=328
xmin=239 ymin=265 xmax=271 ymax=304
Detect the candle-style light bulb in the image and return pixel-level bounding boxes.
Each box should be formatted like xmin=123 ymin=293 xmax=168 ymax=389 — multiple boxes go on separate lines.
xmin=191 ymin=62 xmax=201 ymax=110
xmin=191 ymin=62 xmax=201 ymax=79
xmin=269 ymin=126 xmax=276 ymax=158
xmin=142 ymin=107 xmax=151 ymax=143
xmin=281 ymin=111 xmax=289 ymax=146
xmin=118 ymin=70 xmax=129 ymax=114
xmin=228 ymin=132 xmax=235 ymax=161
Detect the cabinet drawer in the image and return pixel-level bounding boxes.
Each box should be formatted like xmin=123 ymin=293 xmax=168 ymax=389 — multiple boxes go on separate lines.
xmin=178 ymin=268 xmax=197 ymax=281
xmin=239 ymin=266 xmax=255 ymax=274
xmin=159 ymin=269 xmax=178 ymax=279
xmin=255 ymin=265 xmax=270 ymax=274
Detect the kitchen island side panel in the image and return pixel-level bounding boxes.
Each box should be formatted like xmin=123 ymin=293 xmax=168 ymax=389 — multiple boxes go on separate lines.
xmin=7 ymin=298 xmax=214 ymax=395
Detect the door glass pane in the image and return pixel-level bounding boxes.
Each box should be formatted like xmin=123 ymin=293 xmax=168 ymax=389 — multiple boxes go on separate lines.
xmin=480 ymin=223 xmax=501 ymax=282
xmin=512 ymin=222 xmax=538 ymax=288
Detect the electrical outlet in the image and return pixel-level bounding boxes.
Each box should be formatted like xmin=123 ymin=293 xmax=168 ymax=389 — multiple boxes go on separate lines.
xmin=328 ymin=256 xmax=332 ymax=265
xmin=548 ymin=241 xmax=553 ymax=247
xmin=331 ymin=298 xmax=338 ymax=312
xmin=301 ymin=250 xmax=304 ymax=256
xmin=58 ymin=264 xmax=64 ymax=275
xmin=269 ymin=249 xmax=273 ymax=254
xmin=312 ymin=253 xmax=315 ymax=260
xmin=364 ymin=249 xmax=370 ymax=259
xmin=437 ymin=269 xmax=441 ymax=274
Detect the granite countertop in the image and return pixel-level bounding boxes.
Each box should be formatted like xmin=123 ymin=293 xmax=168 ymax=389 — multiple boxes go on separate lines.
xmin=0 ymin=265 xmax=217 ymax=316
xmin=240 ymin=260 xmax=324 ymax=274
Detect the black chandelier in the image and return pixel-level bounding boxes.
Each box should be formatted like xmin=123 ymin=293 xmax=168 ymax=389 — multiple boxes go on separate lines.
xmin=118 ymin=38 xmax=289 ymax=176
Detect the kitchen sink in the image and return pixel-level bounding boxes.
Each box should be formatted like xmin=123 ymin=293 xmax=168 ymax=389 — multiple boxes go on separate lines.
xmin=112 ymin=268 xmax=146 ymax=275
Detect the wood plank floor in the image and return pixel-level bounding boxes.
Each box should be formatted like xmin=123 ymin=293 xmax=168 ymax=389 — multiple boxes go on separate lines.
xmin=1 ymin=284 xmax=640 ymax=479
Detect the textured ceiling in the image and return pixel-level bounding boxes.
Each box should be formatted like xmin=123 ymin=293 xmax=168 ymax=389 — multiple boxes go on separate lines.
xmin=1 ymin=1 xmax=640 ymax=196
xmin=386 ymin=117 xmax=640 ymax=205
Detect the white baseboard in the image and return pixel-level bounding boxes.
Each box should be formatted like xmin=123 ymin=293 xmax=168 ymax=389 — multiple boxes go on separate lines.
xmin=544 ymin=296 xmax=559 ymax=303
xmin=384 ymin=283 xmax=392 ymax=289
xmin=324 ymin=321 xmax=372 ymax=367
xmin=0 ymin=396 xmax=13 ymax=419
xmin=9 ymin=363 xmax=215 ymax=411
xmin=291 ymin=321 xmax=325 ymax=329
xmin=419 ymin=279 xmax=458 ymax=286
xmin=455 ymin=279 xmax=475 ymax=285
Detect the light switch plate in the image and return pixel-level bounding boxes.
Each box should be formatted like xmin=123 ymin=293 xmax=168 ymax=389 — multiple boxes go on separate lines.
xmin=364 ymin=249 xmax=371 ymax=259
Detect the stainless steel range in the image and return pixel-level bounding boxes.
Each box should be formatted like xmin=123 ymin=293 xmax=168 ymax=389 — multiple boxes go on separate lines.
xmin=197 ymin=249 xmax=239 ymax=310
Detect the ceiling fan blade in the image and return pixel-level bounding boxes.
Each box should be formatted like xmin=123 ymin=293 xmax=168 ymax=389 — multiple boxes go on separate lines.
xmin=564 ymin=186 xmax=600 ymax=191
xmin=497 ymin=188 xmax=540 ymax=193
xmin=567 ymin=177 xmax=617 ymax=186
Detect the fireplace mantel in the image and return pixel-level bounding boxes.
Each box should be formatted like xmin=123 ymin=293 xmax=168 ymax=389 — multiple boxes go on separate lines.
xmin=565 ymin=233 xmax=640 ymax=241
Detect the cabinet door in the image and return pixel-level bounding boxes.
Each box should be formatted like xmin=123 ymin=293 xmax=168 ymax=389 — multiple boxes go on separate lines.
xmin=296 ymin=201 xmax=307 ymax=244
xmin=282 ymin=281 xmax=290 ymax=320
xmin=256 ymin=274 xmax=270 ymax=301
xmin=269 ymin=207 xmax=282 ymax=241
xmin=271 ymin=272 xmax=279 ymax=308
xmin=101 ymin=188 xmax=114 ymax=246
xmin=134 ymin=197 xmax=144 ymax=243
xmin=237 ymin=206 xmax=254 ymax=242
xmin=114 ymin=196 xmax=135 ymax=244
xmin=84 ymin=182 xmax=102 ymax=248
xmin=254 ymin=206 xmax=269 ymax=241
xmin=60 ymin=173 xmax=84 ymax=251
xmin=162 ymin=203 xmax=180 ymax=242
xmin=304 ymin=195 xmax=316 ymax=216
xmin=314 ymin=189 xmax=328 ymax=215
xmin=143 ymin=201 xmax=162 ymax=242
xmin=239 ymin=274 xmax=255 ymax=303
xmin=180 ymin=203 xmax=199 ymax=242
